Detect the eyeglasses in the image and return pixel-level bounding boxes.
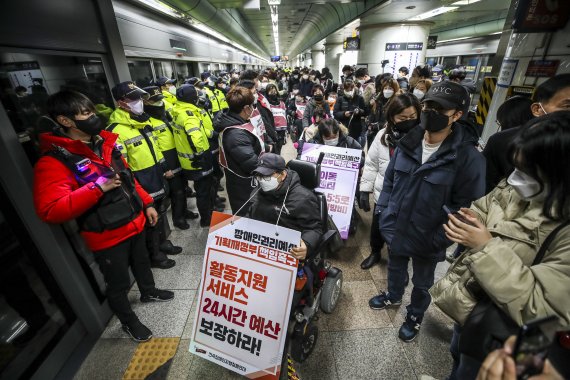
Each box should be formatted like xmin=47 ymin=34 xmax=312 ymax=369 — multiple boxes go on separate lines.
xmin=495 ymin=120 xmax=502 ymax=128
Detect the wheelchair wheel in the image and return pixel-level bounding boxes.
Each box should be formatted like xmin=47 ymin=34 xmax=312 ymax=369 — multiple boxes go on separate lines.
xmin=320 ymin=270 xmax=343 ymax=314
xmin=290 ymin=322 xmax=318 ymax=363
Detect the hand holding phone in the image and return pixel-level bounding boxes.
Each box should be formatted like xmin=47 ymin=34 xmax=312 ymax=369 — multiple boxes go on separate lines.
xmin=513 ymin=315 xmax=558 ymax=380
xmin=443 ymin=205 xmax=476 ymax=227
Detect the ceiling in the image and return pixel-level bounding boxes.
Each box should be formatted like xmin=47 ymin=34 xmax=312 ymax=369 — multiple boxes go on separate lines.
xmin=150 ymin=0 xmax=513 ymax=59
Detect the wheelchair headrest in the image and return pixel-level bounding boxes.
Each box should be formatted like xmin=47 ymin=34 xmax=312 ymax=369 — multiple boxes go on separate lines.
xmin=287 ymin=159 xmax=321 ymax=190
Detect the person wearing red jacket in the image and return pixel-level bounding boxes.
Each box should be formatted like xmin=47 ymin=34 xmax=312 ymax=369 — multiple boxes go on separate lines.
xmin=33 ymin=90 xmax=174 ymax=342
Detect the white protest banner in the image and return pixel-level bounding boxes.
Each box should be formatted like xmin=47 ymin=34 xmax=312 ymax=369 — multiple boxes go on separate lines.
xmin=189 ymin=212 xmax=300 ymax=379
xmin=300 ymin=143 xmax=361 ymax=239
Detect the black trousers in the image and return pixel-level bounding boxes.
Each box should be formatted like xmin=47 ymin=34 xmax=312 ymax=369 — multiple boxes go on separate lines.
xmin=194 ymin=174 xmax=215 ymax=222
xmin=371 ymin=203 xmax=385 ymax=253
xmin=94 ymin=231 xmax=155 ymax=324
xmin=168 ymin=174 xmax=186 ymax=222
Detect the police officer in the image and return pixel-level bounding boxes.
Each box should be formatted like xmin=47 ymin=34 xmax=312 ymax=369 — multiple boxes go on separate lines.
xmin=34 ymin=90 xmax=174 ymax=342
xmin=201 ymin=72 xmax=227 ymax=116
xmin=142 ymin=86 xmax=199 ymax=230
xmin=213 ymin=77 xmax=230 ymax=110
xmin=154 ymin=76 xmax=178 ymax=112
xmin=172 ymin=84 xmax=216 ymax=227
xmin=108 ymin=81 xmax=177 ymax=269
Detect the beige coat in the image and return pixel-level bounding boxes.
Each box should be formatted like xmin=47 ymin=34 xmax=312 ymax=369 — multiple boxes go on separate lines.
xmin=430 ymin=181 xmax=570 ymax=330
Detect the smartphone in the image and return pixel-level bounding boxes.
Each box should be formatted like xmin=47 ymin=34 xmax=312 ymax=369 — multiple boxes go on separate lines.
xmin=513 ymin=315 xmax=559 ymax=380
xmin=442 ymin=205 xmax=476 ymax=226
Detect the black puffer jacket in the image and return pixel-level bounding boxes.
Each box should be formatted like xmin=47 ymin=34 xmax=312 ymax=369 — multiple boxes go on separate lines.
xmin=247 ymin=170 xmax=322 ymax=258
xmin=214 ymin=110 xmax=265 ymax=215
xmin=333 ymin=94 xmax=368 ymax=140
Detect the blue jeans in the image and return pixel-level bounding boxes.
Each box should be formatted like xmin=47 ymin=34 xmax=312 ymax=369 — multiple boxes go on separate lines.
xmin=387 ymin=254 xmax=438 ymax=319
xmin=448 ymin=324 xmax=482 ymax=380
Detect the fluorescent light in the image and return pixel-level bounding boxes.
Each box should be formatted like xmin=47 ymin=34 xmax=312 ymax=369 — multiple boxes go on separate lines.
xmin=451 ymin=0 xmax=482 ymax=5
xmin=267 ymin=0 xmax=281 ymax=5
xmin=408 ymin=6 xmax=458 ymax=21
xmin=438 ymin=36 xmax=471 ymax=43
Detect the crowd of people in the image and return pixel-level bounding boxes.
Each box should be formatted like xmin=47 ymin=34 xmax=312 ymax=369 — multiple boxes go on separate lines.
xmin=30 ymin=61 xmax=570 ymax=379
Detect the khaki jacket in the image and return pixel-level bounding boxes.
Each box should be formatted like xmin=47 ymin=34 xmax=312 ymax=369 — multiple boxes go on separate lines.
xmin=430 ymin=181 xmax=570 ymax=330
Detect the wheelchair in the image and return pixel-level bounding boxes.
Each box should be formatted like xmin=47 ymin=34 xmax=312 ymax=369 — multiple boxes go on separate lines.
xmin=282 ymin=153 xmax=344 ymax=366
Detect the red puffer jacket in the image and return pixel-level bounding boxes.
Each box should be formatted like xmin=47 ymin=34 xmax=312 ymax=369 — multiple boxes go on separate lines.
xmin=33 ymin=130 xmax=153 ymax=251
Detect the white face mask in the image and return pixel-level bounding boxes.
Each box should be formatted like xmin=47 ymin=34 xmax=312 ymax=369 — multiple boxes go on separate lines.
xmin=259 ymin=176 xmax=280 ymax=192
xmin=127 ymin=99 xmax=145 ymax=115
xmin=383 ymin=89 xmax=394 ymax=98
xmin=344 ymin=90 xmax=354 ymax=98
xmin=328 ymin=97 xmax=336 ymax=103
xmin=507 ymin=168 xmax=545 ymax=200
xmin=152 ymin=100 xmax=164 ymax=107
xmin=324 ymin=137 xmax=338 ymax=146
xmin=413 ymin=89 xmax=425 ymax=100
xmin=358 ymin=79 xmax=365 ymax=85
xmin=302 ymin=75 xmax=309 ymax=80
xmin=168 ymin=85 xmax=177 ymax=95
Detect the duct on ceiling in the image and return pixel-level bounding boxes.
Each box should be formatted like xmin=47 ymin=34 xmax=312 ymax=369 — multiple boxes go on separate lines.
xmin=163 ymin=0 xmax=269 ymax=57
xmin=432 ymin=18 xmax=506 ymax=43
xmin=286 ymin=0 xmax=388 ymax=57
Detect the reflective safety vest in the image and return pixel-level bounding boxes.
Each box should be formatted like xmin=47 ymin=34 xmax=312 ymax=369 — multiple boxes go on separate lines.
xmin=249 ymin=108 xmax=267 ymax=141
xmin=214 ymin=88 xmax=229 ymax=111
xmin=218 ymin=120 xmax=264 ymax=178
xmin=162 ymin=90 xmax=177 ymax=107
xmin=171 ymin=101 xmax=213 ymax=178
xmin=148 ymin=115 xmax=182 ymax=175
xmin=268 ymin=101 xmax=287 ymax=131
xmin=295 ymin=100 xmax=307 ymax=120
xmin=107 ymin=108 xmax=167 ymax=200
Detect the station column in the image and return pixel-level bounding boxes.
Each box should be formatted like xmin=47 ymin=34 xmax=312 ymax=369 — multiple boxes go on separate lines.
xmin=357 ymin=23 xmax=431 ymax=76
xmin=324 ymin=42 xmax=344 ymax=83
xmin=311 ymin=42 xmax=325 ymax=71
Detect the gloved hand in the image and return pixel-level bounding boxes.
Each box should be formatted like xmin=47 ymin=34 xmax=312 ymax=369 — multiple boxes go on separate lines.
xmin=359 ymin=192 xmax=371 ymax=212
xmin=191 ymin=152 xmax=206 ymax=169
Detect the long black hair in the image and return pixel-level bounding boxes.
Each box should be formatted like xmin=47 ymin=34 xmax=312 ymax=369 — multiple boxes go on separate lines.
xmin=508 ymin=111 xmax=570 ymax=220
xmin=380 ymin=93 xmax=421 ymax=147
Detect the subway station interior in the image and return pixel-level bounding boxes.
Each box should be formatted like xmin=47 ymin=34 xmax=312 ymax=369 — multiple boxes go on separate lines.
xmin=1 ymin=0 xmax=570 ymax=379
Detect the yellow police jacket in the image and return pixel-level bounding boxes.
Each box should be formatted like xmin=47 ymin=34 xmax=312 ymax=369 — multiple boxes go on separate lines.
xmin=202 ymin=87 xmax=220 ymax=114
xmin=214 ymin=88 xmax=229 ymax=111
xmin=107 ymin=108 xmax=167 ymax=199
xmin=172 ymin=101 xmax=212 ymax=176
xmin=148 ymin=114 xmax=181 ymax=174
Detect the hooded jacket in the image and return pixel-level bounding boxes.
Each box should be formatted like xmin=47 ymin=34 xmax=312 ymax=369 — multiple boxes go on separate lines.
xmin=33 ymin=130 xmax=153 ymax=251
xmin=247 ymin=170 xmax=322 ymax=258
xmin=430 ymin=181 xmax=570 ymax=331
xmin=377 ymin=121 xmax=486 ymax=261
xmin=213 ymin=110 xmax=265 ymax=214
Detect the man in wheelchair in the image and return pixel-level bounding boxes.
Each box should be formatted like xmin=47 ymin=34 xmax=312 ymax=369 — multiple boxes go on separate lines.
xmin=246 ymin=153 xmax=343 ymax=370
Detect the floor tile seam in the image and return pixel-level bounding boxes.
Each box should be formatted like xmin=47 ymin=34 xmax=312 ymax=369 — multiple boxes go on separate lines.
xmin=397 ymin=338 xmax=421 ymax=380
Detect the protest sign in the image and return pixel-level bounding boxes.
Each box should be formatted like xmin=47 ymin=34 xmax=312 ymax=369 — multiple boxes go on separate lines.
xmin=300 ymin=143 xmax=361 ymax=239
xmin=189 ymin=212 xmax=300 ymax=379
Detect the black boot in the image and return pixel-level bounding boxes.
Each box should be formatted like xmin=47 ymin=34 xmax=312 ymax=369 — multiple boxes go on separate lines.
xmin=184 ymin=209 xmax=199 ymax=219
xmin=173 ymin=218 xmax=190 ymax=230
xmin=159 ymin=240 xmax=183 ymax=255
xmin=148 ymin=226 xmax=176 ymax=269
xmin=361 ymin=250 xmax=381 ymax=269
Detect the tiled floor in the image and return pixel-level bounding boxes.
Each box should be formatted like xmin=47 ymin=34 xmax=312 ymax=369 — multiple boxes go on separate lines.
xmin=74 ymin=142 xmax=456 ymax=380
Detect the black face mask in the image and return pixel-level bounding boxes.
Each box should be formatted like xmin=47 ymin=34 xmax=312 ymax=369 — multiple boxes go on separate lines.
xmin=144 ymin=103 xmax=166 ymax=120
xmin=421 ymin=109 xmax=452 ymax=132
xmin=393 ymin=118 xmax=418 ymax=134
xmin=131 ymin=112 xmax=151 ymax=123
xmin=313 ymin=94 xmax=324 ymax=102
xmin=74 ymin=114 xmax=104 ymax=136
xmin=267 ymin=93 xmax=278 ymax=101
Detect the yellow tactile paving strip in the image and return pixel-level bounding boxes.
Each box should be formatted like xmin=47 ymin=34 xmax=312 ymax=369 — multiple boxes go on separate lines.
xmin=123 ymin=337 xmax=180 ymax=380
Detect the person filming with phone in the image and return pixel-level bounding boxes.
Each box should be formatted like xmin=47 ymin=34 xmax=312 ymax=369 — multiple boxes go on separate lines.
xmin=431 ymin=111 xmax=570 ymax=379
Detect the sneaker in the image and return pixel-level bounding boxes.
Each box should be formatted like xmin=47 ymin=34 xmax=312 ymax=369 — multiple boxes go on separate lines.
xmin=368 ymin=291 xmax=402 ymax=310
xmin=398 ymin=314 xmax=422 ymax=342
xmin=140 ymin=289 xmax=175 ymax=303
xmin=122 ymin=319 xmax=152 ymax=342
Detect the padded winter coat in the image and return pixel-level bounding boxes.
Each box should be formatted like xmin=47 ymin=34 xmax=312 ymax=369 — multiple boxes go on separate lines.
xmin=377 ymin=122 xmax=486 ymax=261
xmin=360 ymin=128 xmax=391 ymax=202
xmin=430 ymin=181 xmax=570 ymax=330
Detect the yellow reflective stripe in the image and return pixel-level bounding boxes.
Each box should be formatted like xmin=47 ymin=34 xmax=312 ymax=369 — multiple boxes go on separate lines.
xmin=187 ymin=127 xmax=200 ymax=133
xmin=171 ymin=167 xmax=182 ymax=174
xmin=148 ymin=189 xmax=166 ymax=198
xmin=153 ymin=124 xmax=168 ymax=132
